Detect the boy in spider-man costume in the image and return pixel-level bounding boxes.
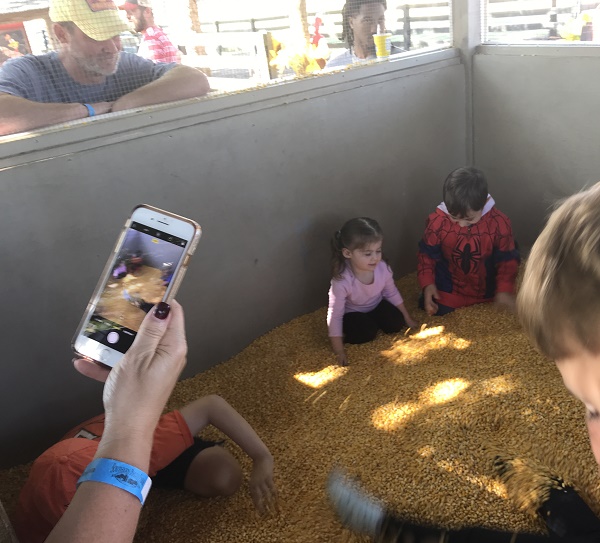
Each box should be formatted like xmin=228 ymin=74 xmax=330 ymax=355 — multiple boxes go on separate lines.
xmin=417 ymin=167 xmax=519 ymax=316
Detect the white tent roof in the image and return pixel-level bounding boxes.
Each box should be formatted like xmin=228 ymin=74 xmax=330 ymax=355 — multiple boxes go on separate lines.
xmin=2 ymin=1 xmax=49 ymax=15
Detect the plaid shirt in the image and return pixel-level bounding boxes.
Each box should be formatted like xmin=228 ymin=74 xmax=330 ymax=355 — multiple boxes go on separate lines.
xmin=138 ymin=26 xmax=180 ymax=64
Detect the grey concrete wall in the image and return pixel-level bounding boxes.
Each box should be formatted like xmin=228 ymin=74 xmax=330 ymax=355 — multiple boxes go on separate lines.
xmin=0 ymin=55 xmax=466 ymax=467
xmin=473 ymin=48 xmax=600 ymax=251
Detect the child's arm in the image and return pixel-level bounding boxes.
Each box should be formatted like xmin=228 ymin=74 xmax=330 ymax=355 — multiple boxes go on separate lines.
xmin=382 ymin=266 xmax=419 ymax=328
xmin=328 ymin=280 xmax=348 ymax=365
xmin=493 ymin=213 xmax=520 ymax=311
xmin=422 ymin=284 xmax=440 ymax=316
xmin=330 ymin=336 xmax=348 ymax=366
xmin=395 ymin=302 xmax=419 ymax=328
xmin=179 ymin=395 xmax=277 ymax=513
xmin=417 ymin=245 xmax=438 ymax=289
xmin=418 ymin=216 xmax=443 ymax=316
xmin=417 ymin=216 xmax=441 ymax=286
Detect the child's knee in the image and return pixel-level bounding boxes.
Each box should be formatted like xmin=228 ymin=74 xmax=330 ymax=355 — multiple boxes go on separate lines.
xmin=184 ymin=447 xmax=242 ymax=497
xmin=211 ymin=461 xmax=243 ymax=496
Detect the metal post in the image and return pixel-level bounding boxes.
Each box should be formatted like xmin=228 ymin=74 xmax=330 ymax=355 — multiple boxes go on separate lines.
xmin=453 ymin=0 xmax=482 ymax=164
xmin=403 ymin=4 xmax=412 ymax=50
xmin=41 ymin=29 xmax=49 ymax=53
xmin=548 ymin=0 xmax=558 ymax=38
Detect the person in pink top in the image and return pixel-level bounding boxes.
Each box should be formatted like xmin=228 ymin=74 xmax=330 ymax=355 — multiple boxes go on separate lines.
xmin=327 ymin=217 xmax=418 ymax=366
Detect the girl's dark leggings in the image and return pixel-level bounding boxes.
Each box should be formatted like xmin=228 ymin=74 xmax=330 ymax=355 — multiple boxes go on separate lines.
xmin=343 ymin=300 xmax=405 ymax=344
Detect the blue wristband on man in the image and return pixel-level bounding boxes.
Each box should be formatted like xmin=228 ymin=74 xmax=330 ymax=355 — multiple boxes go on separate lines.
xmin=83 ymin=103 xmax=96 ymax=117
xmin=77 ymin=458 xmax=152 ymax=505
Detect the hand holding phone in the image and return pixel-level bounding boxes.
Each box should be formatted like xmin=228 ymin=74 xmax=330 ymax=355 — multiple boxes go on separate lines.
xmin=72 ymin=205 xmax=200 ymax=368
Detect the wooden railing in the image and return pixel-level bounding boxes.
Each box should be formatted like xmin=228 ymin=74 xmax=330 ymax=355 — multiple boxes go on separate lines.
xmin=199 ymin=0 xmax=598 ymax=49
xmin=201 ymin=6 xmax=451 ymax=50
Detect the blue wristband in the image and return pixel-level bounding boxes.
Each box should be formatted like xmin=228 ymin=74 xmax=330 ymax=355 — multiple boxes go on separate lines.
xmin=77 ymin=458 xmax=152 ymax=505
xmin=83 ymin=103 xmax=96 ymax=117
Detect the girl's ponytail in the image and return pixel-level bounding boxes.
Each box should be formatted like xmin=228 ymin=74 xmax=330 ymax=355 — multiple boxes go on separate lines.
xmin=331 ymin=230 xmax=346 ymax=279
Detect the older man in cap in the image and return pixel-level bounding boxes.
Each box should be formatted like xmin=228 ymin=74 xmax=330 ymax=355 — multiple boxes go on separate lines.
xmin=0 ymin=0 xmax=209 ymax=136
xmin=119 ymin=0 xmax=181 ymax=64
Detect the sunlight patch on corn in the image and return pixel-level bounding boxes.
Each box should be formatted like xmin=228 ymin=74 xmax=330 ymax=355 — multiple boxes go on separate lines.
xmin=372 ymin=380 xmax=471 ymax=431
xmin=418 ymin=445 xmax=436 ymax=457
xmin=422 ymin=379 xmax=471 ymax=404
xmin=411 ymin=325 xmax=446 ymax=339
xmin=372 ymin=401 xmax=420 ymax=431
xmin=381 ymin=325 xmax=472 ymax=365
xmin=479 ymin=375 xmax=515 ymax=396
xmin=294 ymin=365 xmax=349 ymax=389
xmin=436 ymin=458 xmax=508 ymax=499
xmin=464 ymin=475 xmax=508 ymax=498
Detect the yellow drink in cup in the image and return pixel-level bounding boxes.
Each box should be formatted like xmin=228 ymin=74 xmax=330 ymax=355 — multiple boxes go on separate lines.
xmin=373 ymin=32 xmax=392 ymax=58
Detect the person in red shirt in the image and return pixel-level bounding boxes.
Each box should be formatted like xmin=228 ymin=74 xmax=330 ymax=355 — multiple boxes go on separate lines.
xmin=417 ymin=167 xmax=520 ymax=316
xmin=14 ymin=364 xmax=277 ymax=543
xmin=120 ymin=0 xmax=181 ymax=64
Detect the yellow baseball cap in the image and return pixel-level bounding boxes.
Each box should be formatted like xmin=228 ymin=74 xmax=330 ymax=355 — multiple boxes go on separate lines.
xmin=119 ymin=0 xmax=153 ymax=10
xmin=50 ymin=0 xmax=129 ymax=41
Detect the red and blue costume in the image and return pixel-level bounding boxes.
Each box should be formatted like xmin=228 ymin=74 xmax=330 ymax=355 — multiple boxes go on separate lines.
xmin=417 ymin=196 xmax=519 ymax=310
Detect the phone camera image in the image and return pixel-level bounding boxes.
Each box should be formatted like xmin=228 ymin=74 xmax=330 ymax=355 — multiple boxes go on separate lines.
xmin=82 ymin=221 xmax=188 ymax=354
xmin=85 ymin=317 xmax=136 ymax=354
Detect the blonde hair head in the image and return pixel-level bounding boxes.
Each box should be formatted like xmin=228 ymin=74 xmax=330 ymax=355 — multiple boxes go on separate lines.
xmin=518 ymin=182 xmax=600 ymax=359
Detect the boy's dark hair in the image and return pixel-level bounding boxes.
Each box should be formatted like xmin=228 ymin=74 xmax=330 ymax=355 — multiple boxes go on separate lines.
xmin=331 ymin=217 xmax=384 ymax=279
xmin=341 ymin=0 xmax=387 ymax=47
xmin=518 ymin=182 xmax=600 ymax=360
xmin=442 ymin=167 xmax=488 ymax=218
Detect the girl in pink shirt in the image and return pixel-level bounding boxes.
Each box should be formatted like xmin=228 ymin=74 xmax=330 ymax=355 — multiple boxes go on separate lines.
xmin=327 ymin=217 xmax=418 ymax=366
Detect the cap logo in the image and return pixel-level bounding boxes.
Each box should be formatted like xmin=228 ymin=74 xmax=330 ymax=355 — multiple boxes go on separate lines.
xmin=85 ymin=0 xmax=118 ymax=12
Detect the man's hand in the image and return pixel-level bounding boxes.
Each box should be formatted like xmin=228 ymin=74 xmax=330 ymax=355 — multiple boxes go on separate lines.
xmin=423 ymin=284 xmax=439 ymax=316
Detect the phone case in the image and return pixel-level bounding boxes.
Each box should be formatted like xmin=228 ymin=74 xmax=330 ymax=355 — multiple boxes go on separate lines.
xmin=72 ymin=204 xmax=201 ymax=362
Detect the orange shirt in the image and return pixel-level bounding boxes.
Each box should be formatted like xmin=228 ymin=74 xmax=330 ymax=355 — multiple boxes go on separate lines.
xmin=13 ymin=410 xmax=192 ymax=543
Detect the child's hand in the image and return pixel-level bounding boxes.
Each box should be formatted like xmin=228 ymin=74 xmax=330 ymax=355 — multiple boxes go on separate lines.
xmin=249 ymin=455 xmax=278 ymax=515
xmin=423 ymin=284 xmax=439 ymax=316
xmin=335 ymin=351 xmax=348 ymax=366
xmin=495 ymin=292 xmax=516 ymax=312
xmin=405 ymin=316 xmax=419 ymax=329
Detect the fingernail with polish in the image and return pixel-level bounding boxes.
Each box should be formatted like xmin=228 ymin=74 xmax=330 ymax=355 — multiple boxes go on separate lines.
xmin=154 ymin=302 xmax=171 ymax=320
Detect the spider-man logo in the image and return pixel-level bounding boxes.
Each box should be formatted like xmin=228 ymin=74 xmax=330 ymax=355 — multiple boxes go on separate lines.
xmin=451 ymin=236 xmax=482 ymax=275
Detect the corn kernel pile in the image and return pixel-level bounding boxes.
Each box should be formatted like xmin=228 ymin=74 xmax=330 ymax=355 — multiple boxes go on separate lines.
xmin=1 ymin=273 xmax=598 ymax=542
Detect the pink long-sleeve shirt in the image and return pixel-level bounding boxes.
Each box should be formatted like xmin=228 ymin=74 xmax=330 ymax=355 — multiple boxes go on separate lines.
xmin=327 ymin=261 xmax=404 ymax=337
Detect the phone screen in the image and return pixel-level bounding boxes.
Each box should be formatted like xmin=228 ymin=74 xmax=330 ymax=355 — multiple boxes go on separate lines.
xmin=82 ymin=221 xmax=188 ymax=354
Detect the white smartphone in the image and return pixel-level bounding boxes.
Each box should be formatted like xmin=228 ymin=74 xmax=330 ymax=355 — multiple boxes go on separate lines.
xmin=72 ymin=204 xmax=201 ymax=368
